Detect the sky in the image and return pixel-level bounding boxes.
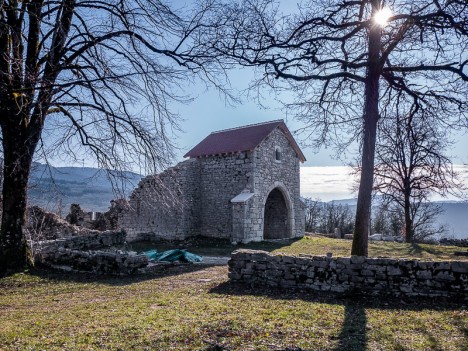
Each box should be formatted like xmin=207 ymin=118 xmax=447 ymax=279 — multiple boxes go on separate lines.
xmin=171 ymin=69 xmax=468 ymax=168
xmin=301 ymin=165 xmax=468 ymax=202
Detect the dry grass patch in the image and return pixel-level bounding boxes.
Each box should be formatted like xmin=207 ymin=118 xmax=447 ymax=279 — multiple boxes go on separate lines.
xmin=271 ymin=236 xmax=468 ymax=261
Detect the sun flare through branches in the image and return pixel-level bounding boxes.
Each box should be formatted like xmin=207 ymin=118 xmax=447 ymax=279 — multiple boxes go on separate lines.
xmin=374 ymin=7 xmax=392 ymax=26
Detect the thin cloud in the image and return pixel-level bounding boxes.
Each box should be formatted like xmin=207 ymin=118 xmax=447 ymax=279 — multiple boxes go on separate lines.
xmin=301 ymin=165 xmax=468 ymax=202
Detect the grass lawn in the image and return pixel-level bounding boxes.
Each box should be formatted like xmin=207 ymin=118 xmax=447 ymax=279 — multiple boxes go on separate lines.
xmin=0 ymin=237 xmax=467 ymax=350
xmin=130 ymin=236 xmax=468 ymax=261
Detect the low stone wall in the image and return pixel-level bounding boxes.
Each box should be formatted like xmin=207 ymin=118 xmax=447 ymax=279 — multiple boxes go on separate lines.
xmin=36 ymin=248 xmax=148 ymax=275
xmin=34 ymin=231 xmax=148 ymax=274
xmin=228 ymin=250 xmax=468 ymax=297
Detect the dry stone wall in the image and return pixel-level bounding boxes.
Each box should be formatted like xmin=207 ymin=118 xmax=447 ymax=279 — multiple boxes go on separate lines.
xmin=229 ymin=250 xmax=468 ymax=297
xmin=27 ymin=206 xmax=107 ymax=240
xmin=35 ymin=231 xmax=126 ymax=251
xmin=34 ymin=231 xmax=148 ymax=274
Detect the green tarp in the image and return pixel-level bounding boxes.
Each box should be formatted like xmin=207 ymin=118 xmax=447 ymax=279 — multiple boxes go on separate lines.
xmin=141 ymin=249 xmax=203 ymax=263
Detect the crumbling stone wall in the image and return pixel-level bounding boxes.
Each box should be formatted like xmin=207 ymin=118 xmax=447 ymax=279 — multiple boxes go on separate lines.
xmin=229 ymin=250 xmax=468 ymax=297
xmin=35 ymin=230 xmax=126 ymax=251
xmin=119 ymin=159 xmax=201 ymax=241
xmin=27 ymin=206 xmax=108 ymax=240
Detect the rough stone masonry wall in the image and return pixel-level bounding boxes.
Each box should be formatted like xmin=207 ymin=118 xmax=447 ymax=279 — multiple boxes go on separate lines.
xmin=199 ymin=152 xmax=252 ymax=238
xmin=119 ymin=159 xmax=201 ymax=241
xmin=229 ymin=250 xmax=468 ymax=297
xmin=244 ymin=128 xmax=304 ymax=241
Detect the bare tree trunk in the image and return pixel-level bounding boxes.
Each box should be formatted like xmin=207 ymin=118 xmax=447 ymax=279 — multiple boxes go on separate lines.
xmin=352 ymin=115 xmax=378 ymax=256
xmin=403 ymin=190 xmax=413 ymax=243
xmin=0 ymin=127 xmax=35 ymax=274
xmin=352 ymin=1 xmax=382 ymax=256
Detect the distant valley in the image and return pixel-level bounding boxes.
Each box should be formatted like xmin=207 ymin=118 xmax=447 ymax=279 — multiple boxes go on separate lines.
xmin=28 ymin=163 xmax=142 ymax=214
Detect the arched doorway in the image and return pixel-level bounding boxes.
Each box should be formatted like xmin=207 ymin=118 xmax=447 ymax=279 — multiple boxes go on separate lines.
xmin=263 ymin=188 xmax=290 ymax=239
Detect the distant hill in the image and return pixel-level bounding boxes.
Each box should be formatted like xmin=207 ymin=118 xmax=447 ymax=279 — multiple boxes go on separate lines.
xmin=435 ymin=202 xmax=468 ymax=239
xmin=28 ymin=163 xmax=142 ymax=213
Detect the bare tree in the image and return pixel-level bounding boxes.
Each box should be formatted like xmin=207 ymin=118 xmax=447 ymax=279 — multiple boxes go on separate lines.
xmin=371 ymin=201 xmax=404 ymax=237
xmin=304 ymin=198 xmax=322 ymax=233
xmin=206 ymin=0 xmax=468 ymax=255
xmin=304 ymin=198 xmax=354 ymax=235
xmin=374 ymin=109 xmax=463 ymax=242
xmin=0 ymin=0 xmax=227 ymax=273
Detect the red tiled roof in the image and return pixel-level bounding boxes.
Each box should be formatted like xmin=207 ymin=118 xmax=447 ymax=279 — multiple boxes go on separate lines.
xmin=184 ymin=120 xmax=306 ymax=162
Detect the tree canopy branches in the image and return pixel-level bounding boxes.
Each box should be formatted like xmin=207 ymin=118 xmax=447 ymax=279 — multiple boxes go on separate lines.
xmin=0 ymin=0 xmax=230 ymax=174
xmin=0 ymin=0 xmax=229 ymax=272
xmin=201 ymin=0 xmax=468 ymax=254
xmin=205 ymin=0 xmax=467 ymax=140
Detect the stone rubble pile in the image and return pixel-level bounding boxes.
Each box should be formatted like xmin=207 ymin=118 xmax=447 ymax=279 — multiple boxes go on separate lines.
xmin=27 ymin=205 xmax=107 ymax=240
xmin=229 ymin=249 xmax=468 ymax=297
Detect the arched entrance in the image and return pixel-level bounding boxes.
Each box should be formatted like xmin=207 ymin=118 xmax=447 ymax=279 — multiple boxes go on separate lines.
xmin=263 ymin=188 xmax=290 ymax=239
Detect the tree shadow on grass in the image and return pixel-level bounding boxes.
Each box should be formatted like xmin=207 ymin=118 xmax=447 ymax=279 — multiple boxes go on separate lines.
xmin=333 ymin=304 xmax=367 ymax=351
xmin=410 ymin=243 xmax=458 ymax=258
xmin=409 ymin=243 xmax=424 ymax=256
xmin=209 ymin=281 xmax=466 ymax=351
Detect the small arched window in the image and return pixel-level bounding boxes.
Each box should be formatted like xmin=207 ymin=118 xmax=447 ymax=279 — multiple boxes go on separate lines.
xmin=275 ymin=147 xmax=282 ymax=162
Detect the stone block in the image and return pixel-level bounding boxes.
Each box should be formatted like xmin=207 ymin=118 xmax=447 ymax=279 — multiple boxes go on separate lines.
xmin=306 ymin=269 xmax=315 ymax=278
xmin=434 ymin=271 xmax=455 ymax=281
xmin=350 ymin=275 xmax=364 ymax=283
xmin=331 ymin=285 xmax=348 ymax=293
xmin=337 ymin=257 xmax=351 ymax=265
xmin=434 ymin=262 xmax=451 ymax=271
xmin=348 ymin=263 xmax=364 ymax=270
xmin=311 ymin=261 xmax=328 ymax=268
xmin=241 ymin=268 xmax=253 ymax=275
xmin=361 ymin=269 xmax=374 ymax=277
xmin=452 ymin=262 xmax=468 ymax=274
xmin=387 ymin=267 xmax=402 ymax=276
xmin=400 ymin=285 xmax=414 ymax=293
xmin=342 ymin=269 xmax=359 ymax=276
xmin=350 ymin=255 xmax=366 ymax=264
xmin=416 ymin=271 xmax=432 ymax=279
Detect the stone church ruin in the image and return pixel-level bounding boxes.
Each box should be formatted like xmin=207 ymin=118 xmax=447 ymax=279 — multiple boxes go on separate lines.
xmin=119 ymin=120 xmax=306 ymax=243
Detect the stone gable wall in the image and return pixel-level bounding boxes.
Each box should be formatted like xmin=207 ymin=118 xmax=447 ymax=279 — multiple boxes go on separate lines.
xmin=119 ymin=159 xmax=201 ymax=241
xmin=199 ymin=152 xmax=253 ymax=238
xmin=240 ymin=128 xmax=304 ymax=241
xmin=229 ymin=250 xmax=468 ymax=297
